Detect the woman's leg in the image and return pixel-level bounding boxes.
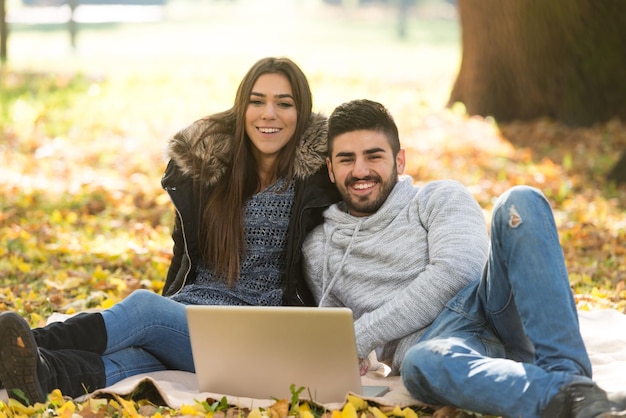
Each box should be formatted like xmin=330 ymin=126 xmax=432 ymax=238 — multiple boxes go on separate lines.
xmin=102 ymin=347 xmax=167 ymax=386
xmin=101 ymin=289 xmax=194 ymax=373
xmin=33 ymin=312 xmax=106 ymax=353
xmin=0 ymin=289 xmax=193 ymax=403
xmin=0 ymin=312 xmax=106 ymax=404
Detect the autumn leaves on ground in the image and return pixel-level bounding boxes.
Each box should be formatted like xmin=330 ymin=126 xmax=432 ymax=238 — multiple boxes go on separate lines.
xmin=0 ymin=3 xmax=626 ymax=416
xmin=1 ymin=71 xmax=625 ymax=418
xmin=3 ymin=74 xmax=623 ymax=327
xmin=5 ymin=77 xmax=623 ymax=324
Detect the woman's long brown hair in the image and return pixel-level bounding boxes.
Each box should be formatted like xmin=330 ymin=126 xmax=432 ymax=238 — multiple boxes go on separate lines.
xmin=193 ymin=57 xmax=313 ymax=285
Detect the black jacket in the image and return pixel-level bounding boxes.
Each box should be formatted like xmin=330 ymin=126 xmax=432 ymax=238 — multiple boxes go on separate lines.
xmin=160 ymin=113 xmax=340 ymax=306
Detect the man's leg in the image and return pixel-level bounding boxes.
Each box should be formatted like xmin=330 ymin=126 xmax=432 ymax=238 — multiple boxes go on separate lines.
xmin=402 ymin=186 xmax=623 ymax=417
xmin=402 ymin=331 xmax=574 ymax=417
xmin=401 ymin=281 xmax=574 ymax=418
xmin=482 ymin=185 xmax=590 ymax=376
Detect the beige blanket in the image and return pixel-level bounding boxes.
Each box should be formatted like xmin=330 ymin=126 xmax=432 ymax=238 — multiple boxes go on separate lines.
xmin=1 ymin=309 xmax=625 ymax=410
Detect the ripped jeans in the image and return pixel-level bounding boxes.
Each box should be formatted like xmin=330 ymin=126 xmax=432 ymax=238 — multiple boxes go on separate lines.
xmin=401 ymin=186 xmax=593 ymax=418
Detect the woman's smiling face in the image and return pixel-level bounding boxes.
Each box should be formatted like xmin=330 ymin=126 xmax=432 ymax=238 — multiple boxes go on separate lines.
xmin=245 ymin=73 xmax=297 ymax=165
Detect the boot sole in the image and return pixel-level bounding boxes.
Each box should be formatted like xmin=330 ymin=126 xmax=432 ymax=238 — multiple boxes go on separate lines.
xmin=0 ymin=312 xmax=46 ymax=405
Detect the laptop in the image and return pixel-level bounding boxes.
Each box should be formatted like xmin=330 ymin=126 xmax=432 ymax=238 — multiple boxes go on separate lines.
xmin=186 ymin=305 xmax=389 ymax=404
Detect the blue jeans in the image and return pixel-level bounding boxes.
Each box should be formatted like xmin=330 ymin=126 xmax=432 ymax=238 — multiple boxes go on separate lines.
xmin=401 ymin=186 xmax=593 ymax=418
xmin=100 ymin=290 xmax=193 ymax=386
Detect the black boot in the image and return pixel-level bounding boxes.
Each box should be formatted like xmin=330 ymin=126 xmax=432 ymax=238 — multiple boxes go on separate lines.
xmin=0 ymin=312 xmax=106 ymax=405
xmin=33 ymin=312 xmax=107 ymax=353
xmin=542 ymin=382 xmax=626 ymax=418
xmin=609 ymin=391 xmax=626 ymax=410
xmin=37 ymin=348 xmax=106 ymax=400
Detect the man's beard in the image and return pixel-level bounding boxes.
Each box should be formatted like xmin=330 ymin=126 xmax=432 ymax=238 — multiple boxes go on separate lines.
xmin=339 ymin=166 xmax=398 ymax=216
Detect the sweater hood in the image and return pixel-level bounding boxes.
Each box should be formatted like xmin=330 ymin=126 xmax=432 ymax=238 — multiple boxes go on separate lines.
xmin=165 ymin=112 xmax=328 ymax=187
xmin=317 ymin=176 xmax=416 ymax=306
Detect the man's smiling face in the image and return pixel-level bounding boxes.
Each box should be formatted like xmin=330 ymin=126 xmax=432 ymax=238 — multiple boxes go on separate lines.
xmin=327 ymin=129 xmax=405 ymax=217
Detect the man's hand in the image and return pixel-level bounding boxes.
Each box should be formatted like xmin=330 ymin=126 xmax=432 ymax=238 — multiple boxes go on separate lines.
xmin=358 ymin=357 xmax=369 ymax=376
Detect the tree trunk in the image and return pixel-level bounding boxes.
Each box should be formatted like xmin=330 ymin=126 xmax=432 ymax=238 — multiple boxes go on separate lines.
xmin=449 ymin=0 xmax=626 ymax=126
xmin=396 ymin=0 xmax=413 ymax=40
xmin=608 ymin=150 xmax=626 ymax=184
xmin=0 ymin=0 xmax=7 ymax=64
xmin=68 ymin=0 xmax=78 ymax=50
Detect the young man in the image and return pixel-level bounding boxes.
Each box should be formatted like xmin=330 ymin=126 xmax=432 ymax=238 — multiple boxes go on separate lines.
xmin=303 ymin=99 xmax=626 ymax=418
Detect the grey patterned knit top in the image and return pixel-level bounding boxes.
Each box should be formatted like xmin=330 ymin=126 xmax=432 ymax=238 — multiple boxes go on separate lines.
xmin=171 ymin=177 xmax=295 ymax=306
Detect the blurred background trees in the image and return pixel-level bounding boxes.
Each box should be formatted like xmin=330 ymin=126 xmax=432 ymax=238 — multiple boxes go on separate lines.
xmin=1 ymin=0 xmax=624 ymax=181
xmin=1 ymin=0 xmax=624 ymax=320
xmin=450 ymin=0 xmax=626 ymax=126
xmin=448 ymin=0 xmax=626 ymax=182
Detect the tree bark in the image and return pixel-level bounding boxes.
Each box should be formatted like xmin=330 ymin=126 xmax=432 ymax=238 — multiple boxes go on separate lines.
xmin=0 ymin=0 xmax=7 ymax=64
xmin=449 ymin=0 xmax=626 ymax=126
xmin=608 ymin=150 xmax=626 ymax=184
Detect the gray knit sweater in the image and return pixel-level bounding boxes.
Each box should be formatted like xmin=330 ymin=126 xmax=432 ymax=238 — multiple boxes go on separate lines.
xmin=303 ymin=176 xmax=489 ymax=373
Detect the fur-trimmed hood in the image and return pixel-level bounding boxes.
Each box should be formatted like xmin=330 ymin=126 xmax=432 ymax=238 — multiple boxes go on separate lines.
xmin=165 ymin=112 xmax=328 ymax=187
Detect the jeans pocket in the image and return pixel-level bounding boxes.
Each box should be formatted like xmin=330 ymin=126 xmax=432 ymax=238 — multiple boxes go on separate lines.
xmin=446 ymin=282 xmax=483 ymax=322
xmin=479 ymin=329 xmax=507 ymax=358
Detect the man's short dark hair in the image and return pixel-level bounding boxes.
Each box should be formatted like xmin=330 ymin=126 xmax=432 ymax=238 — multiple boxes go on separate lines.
xmin=327 ymin=99 xmax=400 ymax=156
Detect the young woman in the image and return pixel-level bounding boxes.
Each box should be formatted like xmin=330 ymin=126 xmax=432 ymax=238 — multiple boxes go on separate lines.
xmin=0 ymin=57 xmax=340 ymax=405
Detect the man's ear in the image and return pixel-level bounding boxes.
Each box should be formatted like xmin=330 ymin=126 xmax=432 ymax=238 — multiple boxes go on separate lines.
xmin=326 ymin=157 xmax=336 ymax=183
xmin=396 ymin=149 xmax=406 ymax=175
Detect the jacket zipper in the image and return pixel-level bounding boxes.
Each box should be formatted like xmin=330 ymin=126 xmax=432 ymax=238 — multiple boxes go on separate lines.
xmin=165 ymin=185 xmax=192 ymax=296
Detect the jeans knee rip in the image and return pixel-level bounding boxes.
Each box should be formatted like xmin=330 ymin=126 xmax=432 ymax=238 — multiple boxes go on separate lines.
xmin=508 ymin=205 xmax=522 ymax=228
